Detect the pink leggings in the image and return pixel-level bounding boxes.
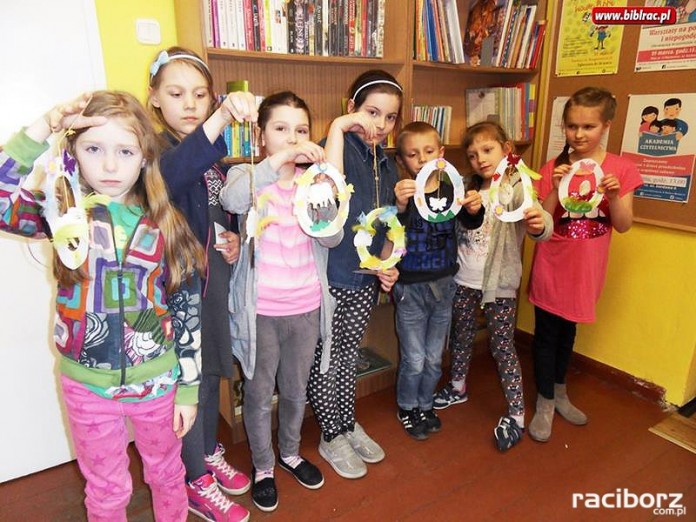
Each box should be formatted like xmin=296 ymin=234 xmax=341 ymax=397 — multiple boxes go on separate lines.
xmin=61 ymin=375 xmax=188 ymax=521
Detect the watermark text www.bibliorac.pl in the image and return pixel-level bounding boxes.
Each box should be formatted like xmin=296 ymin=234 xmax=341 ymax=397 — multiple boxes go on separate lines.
xmin=572 ymin=489 xmax=686 ymax=517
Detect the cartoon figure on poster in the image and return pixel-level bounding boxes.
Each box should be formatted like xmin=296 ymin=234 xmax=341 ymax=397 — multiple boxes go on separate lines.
xmin=590 ymin=24 xmax=610 ymax=50
xmin=581 ymin=11 xmax=611 ymax=51
xmin=637 ymin=97 xmax=690 ymax=156
xmin=639 ymin=106 xmax=659 ymax=135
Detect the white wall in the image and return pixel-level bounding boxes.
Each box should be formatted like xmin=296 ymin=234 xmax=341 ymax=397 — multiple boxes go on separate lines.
xmin=0 ymin=0 xmax=105 ymax=482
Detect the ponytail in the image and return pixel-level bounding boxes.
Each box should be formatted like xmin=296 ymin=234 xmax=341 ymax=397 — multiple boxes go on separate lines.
xmin=555 ymin=142 xmax=572 ymax=167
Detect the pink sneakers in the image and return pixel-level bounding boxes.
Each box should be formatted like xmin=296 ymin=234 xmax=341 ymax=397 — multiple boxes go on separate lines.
xmin=204 ymin=443 xmax=251 ymax=495
xmin=187 ymin=473 xmax=250 ymax=522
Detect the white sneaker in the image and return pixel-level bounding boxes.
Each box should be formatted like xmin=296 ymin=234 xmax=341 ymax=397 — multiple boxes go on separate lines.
xmin=344 ymin=422 xmax=385 ymax=463
xmin=318 ymin=434 xmax=367 ymax=479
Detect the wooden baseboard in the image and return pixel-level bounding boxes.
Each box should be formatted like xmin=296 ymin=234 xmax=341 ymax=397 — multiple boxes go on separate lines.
xmin=515 ymin=330 xmax=666 ymax=404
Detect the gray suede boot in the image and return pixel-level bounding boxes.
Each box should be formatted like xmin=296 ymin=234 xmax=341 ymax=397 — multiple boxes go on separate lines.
xmin=554 ymin=383 xmax=588 ymax=425
xmin=528 ymin=394 xmax=555 ymax=442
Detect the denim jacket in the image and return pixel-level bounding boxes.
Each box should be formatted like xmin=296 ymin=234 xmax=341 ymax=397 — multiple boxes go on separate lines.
xmin=325 ymin=132 xmax=399 ymax=289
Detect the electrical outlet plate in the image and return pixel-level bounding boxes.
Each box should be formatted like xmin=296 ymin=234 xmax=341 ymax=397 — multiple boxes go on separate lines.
xmin=136 ymin=19 xmax=161 ymax=45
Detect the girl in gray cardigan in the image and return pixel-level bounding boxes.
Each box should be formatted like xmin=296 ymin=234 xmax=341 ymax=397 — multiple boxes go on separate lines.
xmin=219 ymin=92 xmax=342 ymax=513
xmin=432 ymin=121 xmax=553 ymax=452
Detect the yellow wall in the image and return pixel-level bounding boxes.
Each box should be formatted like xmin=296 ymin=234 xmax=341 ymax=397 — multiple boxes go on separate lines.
xmin=94 ymin=0 xmax=178 ymax=100
xmin=518 ymin=225 xmax=696 ymax=406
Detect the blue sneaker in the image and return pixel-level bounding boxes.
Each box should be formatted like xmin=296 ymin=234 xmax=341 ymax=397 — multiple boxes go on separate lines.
xmin=494 ymin=416 xmax=524 ymax=452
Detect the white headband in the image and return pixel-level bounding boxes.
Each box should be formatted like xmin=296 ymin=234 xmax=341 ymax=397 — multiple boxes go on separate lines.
xmin=149 ymin=50 xmax=210 ymax=79
xmin=350 ymin=80 xmax=403 ymax=102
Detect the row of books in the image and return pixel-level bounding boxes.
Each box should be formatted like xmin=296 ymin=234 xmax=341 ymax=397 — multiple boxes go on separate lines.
xmin=220 ymin=85 xmax=264 ymax=158
xmin=412 ymin=105 xmax=453 ymax=145
xmin=471 ymin=0 xmax=546 ymax=69
xmin=414 ymin=0 xmax=466 ymax=63
xmin=465 ymin=83 xmax=536 ymax=142
xmin=205 ymin=0 xmax=386 ymax=57
xmin=415 ymin=0 xmax=546 ymax=69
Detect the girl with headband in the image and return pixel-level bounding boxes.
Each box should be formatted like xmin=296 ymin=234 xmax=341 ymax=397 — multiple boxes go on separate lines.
xmin=148 ymin=46 xmax=257 ymax=522
xmin=307 ymin=69 xmax=402 ymax=480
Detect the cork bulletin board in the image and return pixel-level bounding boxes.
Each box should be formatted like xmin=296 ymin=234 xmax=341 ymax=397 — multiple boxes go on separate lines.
xmin=537 ymin=0 xmax=696 ymax=232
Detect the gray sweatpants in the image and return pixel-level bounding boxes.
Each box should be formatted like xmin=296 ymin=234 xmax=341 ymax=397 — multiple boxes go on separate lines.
xmin=242 ymin=309 xmax=320 ymax=470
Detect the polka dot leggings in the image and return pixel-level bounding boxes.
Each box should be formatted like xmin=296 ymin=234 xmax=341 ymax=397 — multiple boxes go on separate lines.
xmin=308 ymin=285 xmax=376 ymax=440
xmin=450 ymin=285 xmax=524 ymax=417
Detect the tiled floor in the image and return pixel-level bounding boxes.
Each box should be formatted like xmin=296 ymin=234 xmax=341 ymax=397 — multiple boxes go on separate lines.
xmin=2 ymin=349 xmax=694 ymax=521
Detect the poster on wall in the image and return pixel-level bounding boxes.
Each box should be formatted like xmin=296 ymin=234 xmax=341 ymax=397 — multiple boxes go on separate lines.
xmin=635 ymin=1 xmax=696 ymax=72
xmin=555 ymin=0 xmax=627 ymax=76
xmin=546 ymin=96 xmax=610 ymax=162
xmin=620 ymin=93 xmax=695 ymax=202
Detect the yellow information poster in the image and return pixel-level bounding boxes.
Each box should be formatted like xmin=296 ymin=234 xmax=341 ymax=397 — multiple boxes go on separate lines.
xmin=555 ymin=0 xmax=627 ymax=76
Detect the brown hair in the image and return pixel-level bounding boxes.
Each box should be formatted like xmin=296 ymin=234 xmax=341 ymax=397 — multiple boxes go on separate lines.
xmin=395 ymin=121 xmax=442 ymax=157
xmin=257 ymin=91 xmax=312 ymax=132
xmin=461 ymin=121 xmax=513 ymax=190
xmin=556 ymin=86 xmax=616 ymax=167
xmin=348 ymin=69 xmax=403 ymax=127
xmin=147 ymin=46 xmax=216 ymax=140
xmin=59 ymin=91 xmax=205 ymax=292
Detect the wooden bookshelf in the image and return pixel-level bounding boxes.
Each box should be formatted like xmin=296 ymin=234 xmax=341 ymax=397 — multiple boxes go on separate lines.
xmin=174 ymin=0 xmax=547 ymax=436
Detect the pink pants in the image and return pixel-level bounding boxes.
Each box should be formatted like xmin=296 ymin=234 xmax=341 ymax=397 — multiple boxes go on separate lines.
xmin=61 ymin=375 xmax=188 ymax=522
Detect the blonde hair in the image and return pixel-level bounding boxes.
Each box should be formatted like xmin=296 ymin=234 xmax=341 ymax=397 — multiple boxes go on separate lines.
xmin=147 ymin=46 xmax=216 ymax=140
xmin=59 ymin=90 xmax=205 ymax=292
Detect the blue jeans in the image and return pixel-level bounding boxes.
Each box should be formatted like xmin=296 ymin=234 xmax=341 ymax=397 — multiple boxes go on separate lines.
xmin=394 ymin=276 xmax=457 ymax=410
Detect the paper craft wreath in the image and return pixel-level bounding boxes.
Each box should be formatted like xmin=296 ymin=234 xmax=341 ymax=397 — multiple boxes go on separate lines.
xmin=294 ymin=162 xmax=353 ymax=237
xmin=353 ymin=206 xmax=406 ymax=271
xmin=414 ymin=158 xmax=465 ymax=222
xmin=489 ymin=154 xmax=538 ymax=222
xmin=40 ymin=149 xmax=109 ymax=269
xmin=559 ymin=158 xmax=605 ymax=213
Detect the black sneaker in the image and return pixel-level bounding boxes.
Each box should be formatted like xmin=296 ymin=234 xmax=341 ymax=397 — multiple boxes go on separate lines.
xmin=397 ymin=407 xmax=429 ymax=440
xmin=433 ymin=383 xmax=469 ymax=410
xmin=251 ymin=468 xmax=278 ymax=512
xmin=493 ymin=416 xmax=524 ymax=452
xmin=422 ymin=409 xmax=442 ymax=433
xmin=279 ymin=456 xmax=324 ymax=490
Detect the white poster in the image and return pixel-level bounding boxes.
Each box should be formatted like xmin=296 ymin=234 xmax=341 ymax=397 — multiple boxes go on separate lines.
xmin=635 ymin=1 xmax=696 ymax=72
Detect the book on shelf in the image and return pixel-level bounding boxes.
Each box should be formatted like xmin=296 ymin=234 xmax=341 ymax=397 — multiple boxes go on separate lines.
xmin=242 ymin=0 xmax=255 ymax=50
xmin=514 ymin=4 xmax=537 ymax=68
xmin=463 ymin=0 xmax=499 ymax=66
xmin=294 ymin=0 xmax=306 ymax=54
xmin=465 ymin=84 xmax=535 ymax=141
xmin=461 ymin=0 xmax=542 ymax=69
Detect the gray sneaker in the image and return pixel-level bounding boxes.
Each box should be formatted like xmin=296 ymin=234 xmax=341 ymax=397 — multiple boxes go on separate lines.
xmin=318 ymin=434 xmax=367 ymax=479
xmin=344 ymin=422 xmax=385 ymax=463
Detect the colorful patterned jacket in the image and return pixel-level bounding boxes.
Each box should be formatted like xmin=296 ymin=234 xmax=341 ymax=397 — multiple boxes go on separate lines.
xmin=0 ymin=131 xmax=201 ymax=405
